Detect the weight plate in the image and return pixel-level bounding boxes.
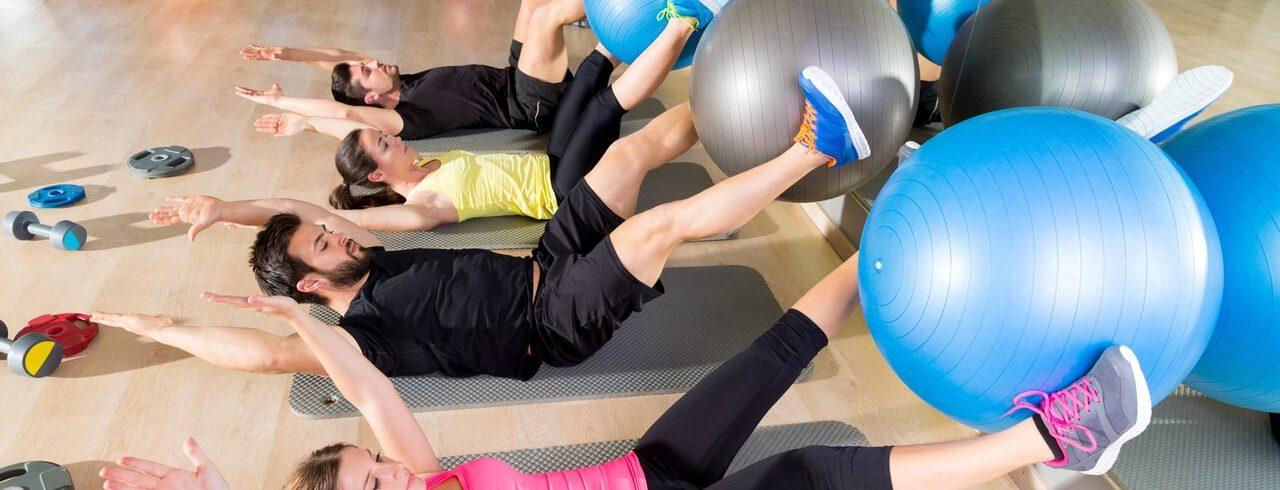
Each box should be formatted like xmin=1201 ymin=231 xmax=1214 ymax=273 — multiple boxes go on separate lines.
xmin=20 ymin=313 xmax=98 ymax=357
xmin=127 ymin=145 xmax=195 ymax=178
xmin=27 ymin=184 xmax=86 ymax=208
xmin=0 ymin=461 xmax=73 ymax=490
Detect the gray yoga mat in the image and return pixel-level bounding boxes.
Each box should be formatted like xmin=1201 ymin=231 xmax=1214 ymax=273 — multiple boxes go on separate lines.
xmin=371 ymin=161 xmax=733 ymax=251
xmin=290 ymin=265 xmax=806 ymax=419
xmin=1110 ymin=386 xmax=1280 ymax=489
xmin=437 ymin=421 xmax=869 ymax=475
xmin=407 ymin=98 xmax=667 ymax=154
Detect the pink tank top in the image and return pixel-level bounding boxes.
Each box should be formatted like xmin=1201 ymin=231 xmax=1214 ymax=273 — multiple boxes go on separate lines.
xmin=423 ymin=451 xmax=646 ymax=490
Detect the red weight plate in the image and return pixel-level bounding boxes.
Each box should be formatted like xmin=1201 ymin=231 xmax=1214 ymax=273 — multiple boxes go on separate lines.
xmin=19 ymin=313 xmax=99 ymax=357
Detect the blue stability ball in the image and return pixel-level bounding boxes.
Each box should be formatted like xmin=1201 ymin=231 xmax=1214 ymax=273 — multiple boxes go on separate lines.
xmin=897 ymin=0 xmax=985 ymax=65
xmin=584 ymin=0 xmax=727 ymax=70
xmin=859 ymin=107 xmax=1223 ymax=432
xmin=1175 ymin=106 xmax=1280 ymax=412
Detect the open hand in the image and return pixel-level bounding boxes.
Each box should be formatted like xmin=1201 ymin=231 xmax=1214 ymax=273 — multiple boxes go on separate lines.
xmin=233 ymin=84 xmax=283 ymax=105
xmin=240 ymin=43 xmax=283 ymax=61
xmin=202 ymin=292 xmax=303 ymax=321
xmin=91 ymin=312 xmax=173 ymax=338
xmin=150 ymin=195 xmax=226 ymax=241
xmin=101 ymin=438 xmax=229 ymax=490
xmin=254 ymin=113 xmax=308 ymax=137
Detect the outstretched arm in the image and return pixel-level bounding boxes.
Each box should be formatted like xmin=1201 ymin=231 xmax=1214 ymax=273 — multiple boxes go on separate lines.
xmin=91 ymin=312 xmax=329 ymax=375
xmin=101 ymin=438 xmax=229 ymax=490
xmin=204 ymin=294 xmax=443 ymax=474
xmin=150 ymin=195 xmax=381 ymax=247
xmin=241 ymin=43 xmax=367 ymax=71
xmin=254 ymin=112 xmax=374 ymax=141
xmin=235 ymin=84 xmax=404 ymax=134
xmin=332 ymin=203 xmax=455 ymax=232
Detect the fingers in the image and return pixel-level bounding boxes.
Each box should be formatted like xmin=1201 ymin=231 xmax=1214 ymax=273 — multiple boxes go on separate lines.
xmin=118 ymin=456 xmax=174 ymax=479
xmin=100 ymin=465 xmax=158 ymax=488
xmin=183 ymin=438 xmax=216 ymax=469
xmin=90 ymin=311 xmax=125 ymax=326
xmin=149 ymin=207 xmax=181 ymax=225
xmin=202 ymin=292 xmax=253 ymax=309
xmin=187 ymin=222 xmax=210 ymax=242
xmin=103 ymin=481 xmax=147 ymax=490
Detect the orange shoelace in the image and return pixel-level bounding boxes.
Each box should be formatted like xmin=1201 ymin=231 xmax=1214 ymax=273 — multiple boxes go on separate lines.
xmin=793 ymin=103 xmax=836 ymax=167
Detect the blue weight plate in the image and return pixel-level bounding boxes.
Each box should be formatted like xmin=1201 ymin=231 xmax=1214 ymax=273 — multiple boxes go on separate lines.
xmin=27 ymin=184 xmax=86 ymax=208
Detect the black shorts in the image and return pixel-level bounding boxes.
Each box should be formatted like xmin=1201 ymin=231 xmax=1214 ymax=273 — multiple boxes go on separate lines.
xmin=507 ymin=40 xmax=573 ymax=133
xmin=529 ymin=182 xmax=664 ymax=367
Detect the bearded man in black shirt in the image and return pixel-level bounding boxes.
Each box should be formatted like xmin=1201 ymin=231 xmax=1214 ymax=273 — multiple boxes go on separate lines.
xmin=92 ymin=64 xmax=869 ymax=380
xmin=234 ymin=0 xmax=583 ymax=140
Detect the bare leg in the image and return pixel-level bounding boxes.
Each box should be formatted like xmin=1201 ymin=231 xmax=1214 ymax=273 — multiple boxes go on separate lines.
xmin=611 ymin=143 xmax=829 ymax=285
xmin=513 ymin=0 xmax=584 ymax=83
xmin=610 ymin=19 xmax=696 ymax=110
xmin=790 ymin=253 xmax=861 ymax=340
xmin=582 ymin=102 xmax=698 ymax=218
xmin=889 ymin=419 xmax=1056 ymax=488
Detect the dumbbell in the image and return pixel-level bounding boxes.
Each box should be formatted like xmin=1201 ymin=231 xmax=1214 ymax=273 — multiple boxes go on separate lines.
xmin=3 ymin=210 xmax=87 ymax=251
xmin=0 ymin=319 xmax=64 ymax=378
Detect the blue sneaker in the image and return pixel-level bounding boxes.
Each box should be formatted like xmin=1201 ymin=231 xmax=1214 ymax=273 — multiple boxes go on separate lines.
xmin=1116 ymin=65 xmax=1233 ymax=143
xmin=794 ymin=66 xmax=870 ymax=167
xmin=656 ymin=0 xmax=719 ymax=31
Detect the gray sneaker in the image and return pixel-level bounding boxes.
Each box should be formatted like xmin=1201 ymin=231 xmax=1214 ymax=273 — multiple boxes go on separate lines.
xmin=1007 ymin=345 xmax=1152 ymax=475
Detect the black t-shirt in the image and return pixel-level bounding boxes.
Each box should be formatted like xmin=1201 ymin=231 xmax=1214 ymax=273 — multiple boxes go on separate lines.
xmin=393 ymin=65 xmax=514 ymax=140
xmin=338 ymin=247 xmax=541 ymax=379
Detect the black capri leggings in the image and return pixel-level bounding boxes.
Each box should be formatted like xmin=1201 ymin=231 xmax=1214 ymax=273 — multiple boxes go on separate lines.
xmin=546 ymin=49 xmax=628 ymax=201
xmin=633 ymin=310 xmax=895 ymax=489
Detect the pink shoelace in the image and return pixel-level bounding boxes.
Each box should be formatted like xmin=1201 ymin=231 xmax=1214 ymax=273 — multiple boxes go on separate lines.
xmin=1006 ymin=377 xmax=1102 ymax=465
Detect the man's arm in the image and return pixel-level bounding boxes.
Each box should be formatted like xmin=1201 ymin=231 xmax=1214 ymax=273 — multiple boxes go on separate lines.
xmin=151 ymin=195 xmax=382 ymax=247
xmin=241 ymin=44 xmax=368 ymax=71
xmin=235 ymin=85 xmax=404 ymax=135
xmin=89 ymin=312 xmax=356 ymax=376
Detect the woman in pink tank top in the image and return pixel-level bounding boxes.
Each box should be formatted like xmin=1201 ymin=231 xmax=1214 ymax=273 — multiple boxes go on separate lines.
xmin=103 ymin=249 xmax=1153 ymax=490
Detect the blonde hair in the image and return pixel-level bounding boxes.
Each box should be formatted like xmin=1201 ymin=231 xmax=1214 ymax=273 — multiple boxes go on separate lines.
xmin=283 ymin=443 xmax=352 ymax=490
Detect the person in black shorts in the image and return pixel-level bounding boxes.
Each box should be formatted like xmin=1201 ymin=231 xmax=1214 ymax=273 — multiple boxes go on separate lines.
xmin=93 ymin=62 xmax=865 ymax=381
xmin=105 ymin=254 xmax=1156 ymax=489
xmin=233 ymin=0 xmax=584 ymax=140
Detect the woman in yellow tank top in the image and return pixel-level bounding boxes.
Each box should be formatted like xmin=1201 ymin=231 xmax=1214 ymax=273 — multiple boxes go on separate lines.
xmin=255 ymin=31 xmax=695 ymax=233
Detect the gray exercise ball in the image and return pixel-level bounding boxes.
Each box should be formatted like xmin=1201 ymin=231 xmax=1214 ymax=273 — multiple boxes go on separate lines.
xmin=690 ymin=0 xmax=917 ymax=203
xmin=939 ymin=0 xmax=1177 ymax=126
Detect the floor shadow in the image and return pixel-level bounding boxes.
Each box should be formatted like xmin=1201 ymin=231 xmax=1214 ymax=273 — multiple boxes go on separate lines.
xmin=77 ymin=184 xmax=117 ymax=205
xmin=0 ymin=152 xmax=109 ymax=194
xmin=77 ymin=212 xmax=187 ymax=251
xmin=63 ymin=459 xmax=111 ymax=489
xmin=55 ymin=329 xmax=191 ymax=378
xmin=181 ymin=146 xmax=232 ymax=177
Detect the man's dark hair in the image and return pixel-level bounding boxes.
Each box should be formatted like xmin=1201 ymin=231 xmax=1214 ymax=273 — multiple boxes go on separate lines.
xmin=330 ymin=63 xmax=369 ymax=106
xmin=250 ymin=213 xmax=327 ymax=305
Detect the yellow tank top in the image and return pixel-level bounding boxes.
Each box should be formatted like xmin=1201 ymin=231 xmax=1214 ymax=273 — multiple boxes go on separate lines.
xmin=413 ymin=150 xmax=559 ymax=221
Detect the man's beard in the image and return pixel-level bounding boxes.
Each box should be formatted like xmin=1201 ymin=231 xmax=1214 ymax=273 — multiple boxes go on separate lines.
xmin=320 ymin=247 xmax=374 ymax=288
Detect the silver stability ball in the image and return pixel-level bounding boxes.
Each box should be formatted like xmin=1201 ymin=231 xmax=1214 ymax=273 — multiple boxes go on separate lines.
xmin=690 ymin=0 xmax=918 ymax=203
xmin=939 ymin=0 xmax=1177 ymax=126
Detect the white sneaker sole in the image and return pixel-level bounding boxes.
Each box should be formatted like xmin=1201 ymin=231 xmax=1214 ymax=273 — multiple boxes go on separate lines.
xmin=801 ymin=66 xmax=872 ymax=161
xmin=1083 ymin=345 xmax=1153 ymax=475
xmin=696 ymin=0 xmax=721 ymax=14
xmin=1116 ymin=65 xmax=1234 ymax=140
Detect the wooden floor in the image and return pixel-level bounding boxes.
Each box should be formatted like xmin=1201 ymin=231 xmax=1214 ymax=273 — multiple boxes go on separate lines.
xmin=0 ymin=1 xmax=1275 ymax=488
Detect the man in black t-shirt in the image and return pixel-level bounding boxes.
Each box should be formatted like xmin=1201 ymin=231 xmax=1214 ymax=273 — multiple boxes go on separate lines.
xmin=92 ymin=67 xmax=868 ymax=380
xmin=234 ymin=0 xmax=582 ymax=140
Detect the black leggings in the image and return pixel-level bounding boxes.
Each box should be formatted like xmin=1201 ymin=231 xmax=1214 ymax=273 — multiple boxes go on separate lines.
xmin=546 ymin=50 xmax=628 ymax=201
xmin=633 ymin=310 xmax=895 ymax=489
